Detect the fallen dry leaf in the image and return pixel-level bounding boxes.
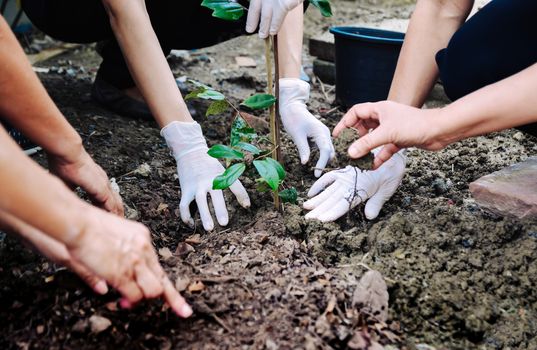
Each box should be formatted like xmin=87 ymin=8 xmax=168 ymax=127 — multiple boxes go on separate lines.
xmin=133 ymin=163 xmax=151 ymax=177
xmin=176 ymin=242 xmax=195 ymax=257
xmin=187 ymin=281 xmax=205 ymax=293
xmin=352 ymin=270 xmax=389 ymax=322
xmin=156 ymin=203 xmax=169 ymax=214
xmin=158 ymin=247 xmax=173 ymax=260
xmin=175 ymin=276 xmax=191 ymax=292
xmin=185 ymin=234 xmax=202 ymax=245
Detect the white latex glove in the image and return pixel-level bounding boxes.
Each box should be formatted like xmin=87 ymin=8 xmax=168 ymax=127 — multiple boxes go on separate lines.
xmin=246 ymin=0 xmax=303 ymax=38
xmin=304 ymin=149 xmax=406 ymax=222
xmin=161 ymin=122 xmax=250 ymax=231
xmin=280 ymin=78 xmax=335 ymax=178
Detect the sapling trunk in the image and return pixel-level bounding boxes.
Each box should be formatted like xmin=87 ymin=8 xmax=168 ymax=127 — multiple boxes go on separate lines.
xmin=264 ymin=37 xmax=281 ymax=210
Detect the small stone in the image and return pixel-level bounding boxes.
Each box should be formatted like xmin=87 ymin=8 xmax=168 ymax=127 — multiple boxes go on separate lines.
xmin=36 ymin=325 xmax=45 ymax=334
xmin=235 ymin=56 xmax=257 ymax=67
xmin=513 ymin=131 xmax=525 ymax=141
xmin=469 ymin=157 xmax=537 ymax=219
xmin=72 ymin=319 xmax=88 ymax=333
xmin=133 ymin=163 xmax=151 ymax=177
xmin=175 ymin=242 xmax=195 ymax=257
xmin=89 ymin=315 xmax=112 ymax=334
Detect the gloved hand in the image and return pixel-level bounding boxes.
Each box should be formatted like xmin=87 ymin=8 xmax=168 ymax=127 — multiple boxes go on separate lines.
xmin=304 ymin=149 xmax=406 ymax=222
xmin=161 ymin=122 xmax=250 ymax=231
xmin=280 ymin=78 xmax=335 ymax=178
xmin=246 ymin=0 xmax=303 ymax=38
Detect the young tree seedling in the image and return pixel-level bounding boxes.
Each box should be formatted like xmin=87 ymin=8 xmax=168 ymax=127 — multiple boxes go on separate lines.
xmin=197 ymin=0 xmax=332 ymax=209
xmin=186 ymin=80 xmax=299 ymax=205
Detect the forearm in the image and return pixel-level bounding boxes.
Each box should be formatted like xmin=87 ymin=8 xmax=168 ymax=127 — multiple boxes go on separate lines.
xmin=436 ymin=63 xmax=537 ymax=145
xmin=388 ymin=0 xmax=473 ymax=106
xmin=277 ymin=4 xmax=303 ymax=79
xmin=0 ymin=17 xmax=82 ymax=159
xmin=102 ymin=0 xmax=193 ymax=127
xmin=0 ymin=127 xmax=88 ymax=247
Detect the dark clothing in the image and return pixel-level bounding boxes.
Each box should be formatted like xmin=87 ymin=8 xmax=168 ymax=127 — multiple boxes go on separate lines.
xmin=436 ymin=0 xmax=537 ymax=135
xmin=21 ymin=0 xmax=250 ymax=89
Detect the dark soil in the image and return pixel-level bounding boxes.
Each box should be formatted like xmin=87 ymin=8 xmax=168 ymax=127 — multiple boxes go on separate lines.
xmin=1 ymin=1 xmax=537 ymax=349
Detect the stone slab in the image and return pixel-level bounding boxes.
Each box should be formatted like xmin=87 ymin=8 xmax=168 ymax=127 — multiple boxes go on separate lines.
xmin=469 ymin=157 xmax=537 ymax=219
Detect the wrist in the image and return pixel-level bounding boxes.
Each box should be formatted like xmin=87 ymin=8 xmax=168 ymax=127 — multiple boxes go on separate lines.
xmin=46 ymin=133 xmax=84 ymax=164
xmin=161 ymin=121 xmax=208 ymax=160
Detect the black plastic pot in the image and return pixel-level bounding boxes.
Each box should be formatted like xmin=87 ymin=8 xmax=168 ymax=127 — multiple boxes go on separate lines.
xmin=330 ymin=27 xmax=404 ymax=108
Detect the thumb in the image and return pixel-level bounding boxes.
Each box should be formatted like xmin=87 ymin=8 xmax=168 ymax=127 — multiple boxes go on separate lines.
xmin=348 ymin=128 xmax=389 ymax=159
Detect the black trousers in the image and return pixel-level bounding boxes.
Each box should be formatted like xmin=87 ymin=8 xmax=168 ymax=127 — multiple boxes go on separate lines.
xmin=21 ymin=0 xmax=249 ymax=89
xmin=436 ymin=0 xmax=537 ymax=135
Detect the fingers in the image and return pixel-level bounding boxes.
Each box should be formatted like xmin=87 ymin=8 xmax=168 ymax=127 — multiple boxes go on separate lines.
xmin=293 ymin=134 xmax=311 ymax=165
xmin=117 ymin=279 xmax=144 ymax=306
xmin=103 ymin=190 xmax=125 ymax=217
xmin=333 ymin=102 xmax=379 ymax=137
xmin=364 ymin=190 xmax=390 ymax=220
xmin=195 ymin=191 xmax=214 ymax=231
xmin=229 ymin=180 xmax=251 ymax=208
xmin=210 ymin=190 xmax=229 ymax=227
xmin=179 ymin=190 xmax=195 ymax=228
xmin=348 ymin=129 xmax=389 ymax=159
xmin=314 ymin=146 xmax=334 ymax=178
xmin=69 ymin=259 xmax=109 ymax=295
xmin=304 ymin=182 xmax=339 ymax=210
xmin=305 ymin=187 xmax=354 ymax=222
xmin=258 ymin=0 xmax=273 ymax=38
xmin=372 ymin=144 xmax=400 ymax=170
xmin=162 ymin=277 xmax=192 ymax=318
xmin=134 ymin=262 xmax=164 ymax=299
xmin=245 ymin=0 xmax=262 ymax=33
xmin=269 ymin=7 xmax=287 ymax=36
xmin=306 ymin=172 xmax=337 ymax=198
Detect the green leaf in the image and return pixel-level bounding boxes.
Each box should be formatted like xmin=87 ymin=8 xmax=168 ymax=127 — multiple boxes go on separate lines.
xmin=230 ymin=115 xmax=257 ymax=147
xmin=279 ymin=188 xmax=298 ymax=204
xmin=201 ymin=0 xmax=245 ymax=21
xmin=264 ymin=157 xmax=286 ymax=181
xmin=206 ymin=100 xmax=230 ymax=116
xmin=197 ymin=89 xmax=225 ymax=101
xmin=253 ymin=159 xmax=280 ymax=191
xmin=255 ymin=179 xmax=272 ymax=193
xmin=184 ymin=87 xmax=205 ymax=100
xmin=310 ymin=0 xmax=333 ymax=17
xmin=213 ymin=163 xmax=246 ymax=190
xmin=188 ymin=79 xmax=212 ymax=89
xmin=208 ymin=144 xmax=244 ymax=160
xmin=235 ymin=142 xmax=261 ymax=155
xmin=241 ymin=94 xmax=276 ymax=110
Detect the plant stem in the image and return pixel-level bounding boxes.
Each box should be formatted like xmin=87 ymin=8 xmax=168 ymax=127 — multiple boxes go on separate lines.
xmin=273 ymin=35 xmax=283 ymax=163
xmin=264 ymin=37 xmax=280 ymax=210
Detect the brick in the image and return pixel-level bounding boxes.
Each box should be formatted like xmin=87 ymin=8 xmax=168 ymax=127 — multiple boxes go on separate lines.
xmin=313 ymin=59 xmax=335 ymax=85
xmin=469 ymin=157 xmax=537 ymax=219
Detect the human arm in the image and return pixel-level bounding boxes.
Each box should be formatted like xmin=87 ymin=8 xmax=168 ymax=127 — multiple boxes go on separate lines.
xmin=0 ymin=16 xmax=123 ymax=215
xmin=277 ymin=5 xmax=335 ymax=177
xmin=371 ymin=0 xmax=475 ymax=167
xmin=334 ymin=62 xmax=537 ymax=155
xmin=0 ymin=127 xmax=192 ymax=317
xmin=101 ymin=0 xmax=193 ymax=127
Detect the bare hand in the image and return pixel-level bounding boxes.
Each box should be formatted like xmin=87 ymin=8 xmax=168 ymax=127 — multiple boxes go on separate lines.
xmin=333 ymin=101 xmax=445 ymax=168
xmin=0 ymin=209 xmax=108 ymax=295
xmin=48 ymin=148 xmax=124 ymax=216
xmin=69 ymin=209 xmax=192 ymax=317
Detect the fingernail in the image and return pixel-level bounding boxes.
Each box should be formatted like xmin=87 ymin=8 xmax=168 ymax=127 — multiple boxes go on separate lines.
xmin=120 ymin=299 xmax=132 ymax=309
xmin=95 ymin=280 xmax=108 ymax=295
xmin=349 ymin=145 xmax=360 ymax=158
xmin=180 ymin=303 xmax=193 ymax=317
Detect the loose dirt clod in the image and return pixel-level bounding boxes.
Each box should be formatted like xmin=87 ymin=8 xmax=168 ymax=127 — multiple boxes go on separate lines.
xmin=352 ymin=270 xmax=389 ymax=322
